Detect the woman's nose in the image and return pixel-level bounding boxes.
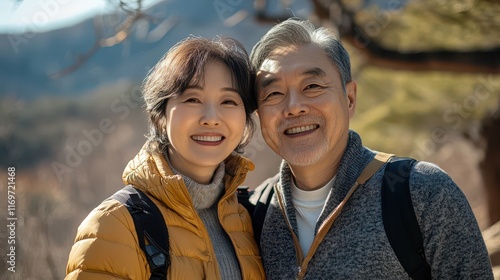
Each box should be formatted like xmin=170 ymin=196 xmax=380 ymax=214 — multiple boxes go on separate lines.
xmin=199 ymin=104 xmax=221 ymax=126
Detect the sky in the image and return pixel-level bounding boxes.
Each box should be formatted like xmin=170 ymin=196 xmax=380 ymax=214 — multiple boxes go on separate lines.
xmin=0 ymin=0 xmax=161 ymax=33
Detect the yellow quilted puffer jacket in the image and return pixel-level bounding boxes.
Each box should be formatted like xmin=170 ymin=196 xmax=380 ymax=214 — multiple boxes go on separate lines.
xmin=65 ymin=145 xmax=265 ymax=279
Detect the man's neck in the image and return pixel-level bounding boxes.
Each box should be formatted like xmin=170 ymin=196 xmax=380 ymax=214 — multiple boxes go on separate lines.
xmin=289 ymin=151 xmax=344 ymax=191
xmin=287 ymin=132 xmax=350 ymax=191
xmin=287 ymin=133 xmax=349 ymax=191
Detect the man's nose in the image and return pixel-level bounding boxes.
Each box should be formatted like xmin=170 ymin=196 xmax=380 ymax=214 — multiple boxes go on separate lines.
xmin=284 ymin=91 xmax=308 ymax=117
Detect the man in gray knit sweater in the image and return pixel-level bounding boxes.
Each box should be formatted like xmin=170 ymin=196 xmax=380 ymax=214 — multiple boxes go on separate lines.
xmin=248 ymin=18 xmax=493 ymax=279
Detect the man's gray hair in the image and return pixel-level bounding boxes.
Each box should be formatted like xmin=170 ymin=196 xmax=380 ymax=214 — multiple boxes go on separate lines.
xmin=250 ymin=18 xmax=352 ymax=92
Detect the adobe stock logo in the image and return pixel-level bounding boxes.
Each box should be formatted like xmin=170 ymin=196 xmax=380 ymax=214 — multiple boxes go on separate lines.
xmin=213 ymin=0 xmax=247 ymax=27
xmin=410 ymin=74 xmax=499 ymax=160
xmin=51 ymin=86 xmax=143 ymax=182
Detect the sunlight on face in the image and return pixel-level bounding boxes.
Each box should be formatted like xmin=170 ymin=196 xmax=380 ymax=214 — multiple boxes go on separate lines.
xmin=256 ymin=43 xmax=356 ymax=169
xmin=165 ymin=60 xmax=246 ymax=183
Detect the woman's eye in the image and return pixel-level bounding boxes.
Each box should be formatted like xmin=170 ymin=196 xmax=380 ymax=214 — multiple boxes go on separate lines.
xmin=184 ymin=98 xmax=200 ymax=103
xmin=222 ymin=99 xmax=239 ymax=105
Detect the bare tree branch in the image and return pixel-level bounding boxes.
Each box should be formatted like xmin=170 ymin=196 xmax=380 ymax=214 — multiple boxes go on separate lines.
xmin=256 ymin=0 xmax=500 ymax=74
xmin=51 ymin=0 xmax=167 ymax=79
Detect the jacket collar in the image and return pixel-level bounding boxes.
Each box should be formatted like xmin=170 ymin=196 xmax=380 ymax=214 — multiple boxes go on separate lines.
xmin=121 ymin=143 xmax=255 ymax=209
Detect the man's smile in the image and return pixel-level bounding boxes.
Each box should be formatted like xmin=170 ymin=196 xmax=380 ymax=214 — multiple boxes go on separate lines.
xmin=284 ymin=124 xmax=319 ymax=135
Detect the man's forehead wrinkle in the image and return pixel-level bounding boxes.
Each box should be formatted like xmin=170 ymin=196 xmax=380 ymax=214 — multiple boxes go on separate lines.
xmin=257 ymin=45 xmax=332 ymax=90
xmin=259 ymin=60 xmax=325 ymax=81
xmin=258 ymin=57 xmax=284 ymax=89
xmin=257 ymin=71 xmax=280 ymax=89
xmin=259 ymin=45 xmax=299 ymax=72
xmin=303 ymin=67 xmax=326 ymax=77
xmin=259 ymin=56 xmax=283 ymax=74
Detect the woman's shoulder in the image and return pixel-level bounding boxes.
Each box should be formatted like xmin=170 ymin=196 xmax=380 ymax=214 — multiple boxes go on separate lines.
xmin=66 ymin=197 xmax=147 ymax=279
xmin=74 ymin=197 xmax=137 ymax=245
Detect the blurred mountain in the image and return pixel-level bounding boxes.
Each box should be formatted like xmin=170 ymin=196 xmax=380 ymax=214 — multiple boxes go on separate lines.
xmin=0 ymin=0 xmax=278 ymax=99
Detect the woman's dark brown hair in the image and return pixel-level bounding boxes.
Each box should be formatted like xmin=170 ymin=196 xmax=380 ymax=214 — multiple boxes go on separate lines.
xmin=142 ymin=36 xmax=256 ymax=154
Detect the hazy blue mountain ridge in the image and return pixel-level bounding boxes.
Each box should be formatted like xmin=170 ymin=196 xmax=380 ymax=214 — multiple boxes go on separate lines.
xmin=0 ymin=0 xmax=276 ymax=99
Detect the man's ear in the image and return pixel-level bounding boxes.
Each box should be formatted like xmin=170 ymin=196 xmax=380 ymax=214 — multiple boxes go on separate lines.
xmin=346 ymin=81 xmax=357 ymax=118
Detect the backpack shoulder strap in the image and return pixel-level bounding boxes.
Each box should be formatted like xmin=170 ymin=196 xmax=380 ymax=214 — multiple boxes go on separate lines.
xmin=239 ymin=174 xmax=279 ymax=246
xmin=247 ymin=152 xmax=393 ymax=246
xmin=237 ymin=186 xmax=255 ymax=215
xmin=109 ymin=185 xmax=170 ymax=280
xmin=252 ymin=179 xmax=276 ymax=246
xmin=382 ymin=158 xmax=431 ymax=280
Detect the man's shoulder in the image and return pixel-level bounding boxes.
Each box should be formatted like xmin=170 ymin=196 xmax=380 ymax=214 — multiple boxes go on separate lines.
xmin=407 ymin=160 xmax=467 ymax=205
xmin=378 ymin=157 xmax=461 ymax=202
xmin=410 ymin=160 xmax=456 ymax=186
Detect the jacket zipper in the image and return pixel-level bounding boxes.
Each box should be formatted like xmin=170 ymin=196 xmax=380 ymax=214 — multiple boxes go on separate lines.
xmin=275 ymin=189 xmax=304 ymax=279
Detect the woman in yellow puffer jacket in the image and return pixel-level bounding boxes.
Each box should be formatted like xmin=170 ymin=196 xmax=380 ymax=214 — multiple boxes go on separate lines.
xmin=65 ymin=36 xmax=265 ymax=279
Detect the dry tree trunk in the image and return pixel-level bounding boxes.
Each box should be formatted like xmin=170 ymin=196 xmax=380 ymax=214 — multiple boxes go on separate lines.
xmin=476 ymin=104 xmax=500 ymax=226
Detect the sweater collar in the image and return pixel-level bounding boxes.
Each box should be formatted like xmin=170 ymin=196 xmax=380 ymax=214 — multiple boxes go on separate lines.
xmin=276 ymin=130 xmax=376 ymax=232
xmin=327 ymin=130 xmax=376 ymax=206
xmin=165 ymin=153 xmax=226 ymax=210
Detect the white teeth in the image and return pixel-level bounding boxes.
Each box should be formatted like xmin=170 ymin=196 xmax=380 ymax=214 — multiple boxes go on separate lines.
xmin=285 ymin=125 xmax=318 ymax=135
xmin=192 ymin=135 xmax=223 ymax=142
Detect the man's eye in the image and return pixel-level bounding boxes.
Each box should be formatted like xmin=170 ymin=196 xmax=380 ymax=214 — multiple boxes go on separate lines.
xmin=304 ymin=84 xmax=322 ymax=90
xmin=262 ymin=91 xmax=283 ymax=100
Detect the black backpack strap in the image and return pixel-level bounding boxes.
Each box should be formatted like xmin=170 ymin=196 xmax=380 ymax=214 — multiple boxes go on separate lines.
xmin=244 ymin=174 xmax=279 ymax=246
xmin=237 ymin=175 xmax=278 ymax=246
xmin=109 ymin=185 xmax=170 ymax=280
xmin=252 ymin=182 xmax=275 ymax=246
xmin=237 ymin=186 xmax=255 ymax=215
xmin=382 ymin=158 xmax=431 ymax=280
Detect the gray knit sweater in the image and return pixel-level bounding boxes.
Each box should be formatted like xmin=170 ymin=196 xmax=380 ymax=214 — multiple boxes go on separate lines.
xmin=167 ymin=158 xmax=242 ymax=280
xmin=258 ymin=130 xmax=493 ymax=279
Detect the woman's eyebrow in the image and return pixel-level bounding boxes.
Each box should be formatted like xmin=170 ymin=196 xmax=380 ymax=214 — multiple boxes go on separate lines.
xmin=221 ymin=87 xmax=239 ymax=93
xmin=185 ymin=85 xmax=203 ymax=90
xmin=186 ymin=84 xmax=239 ymax=93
